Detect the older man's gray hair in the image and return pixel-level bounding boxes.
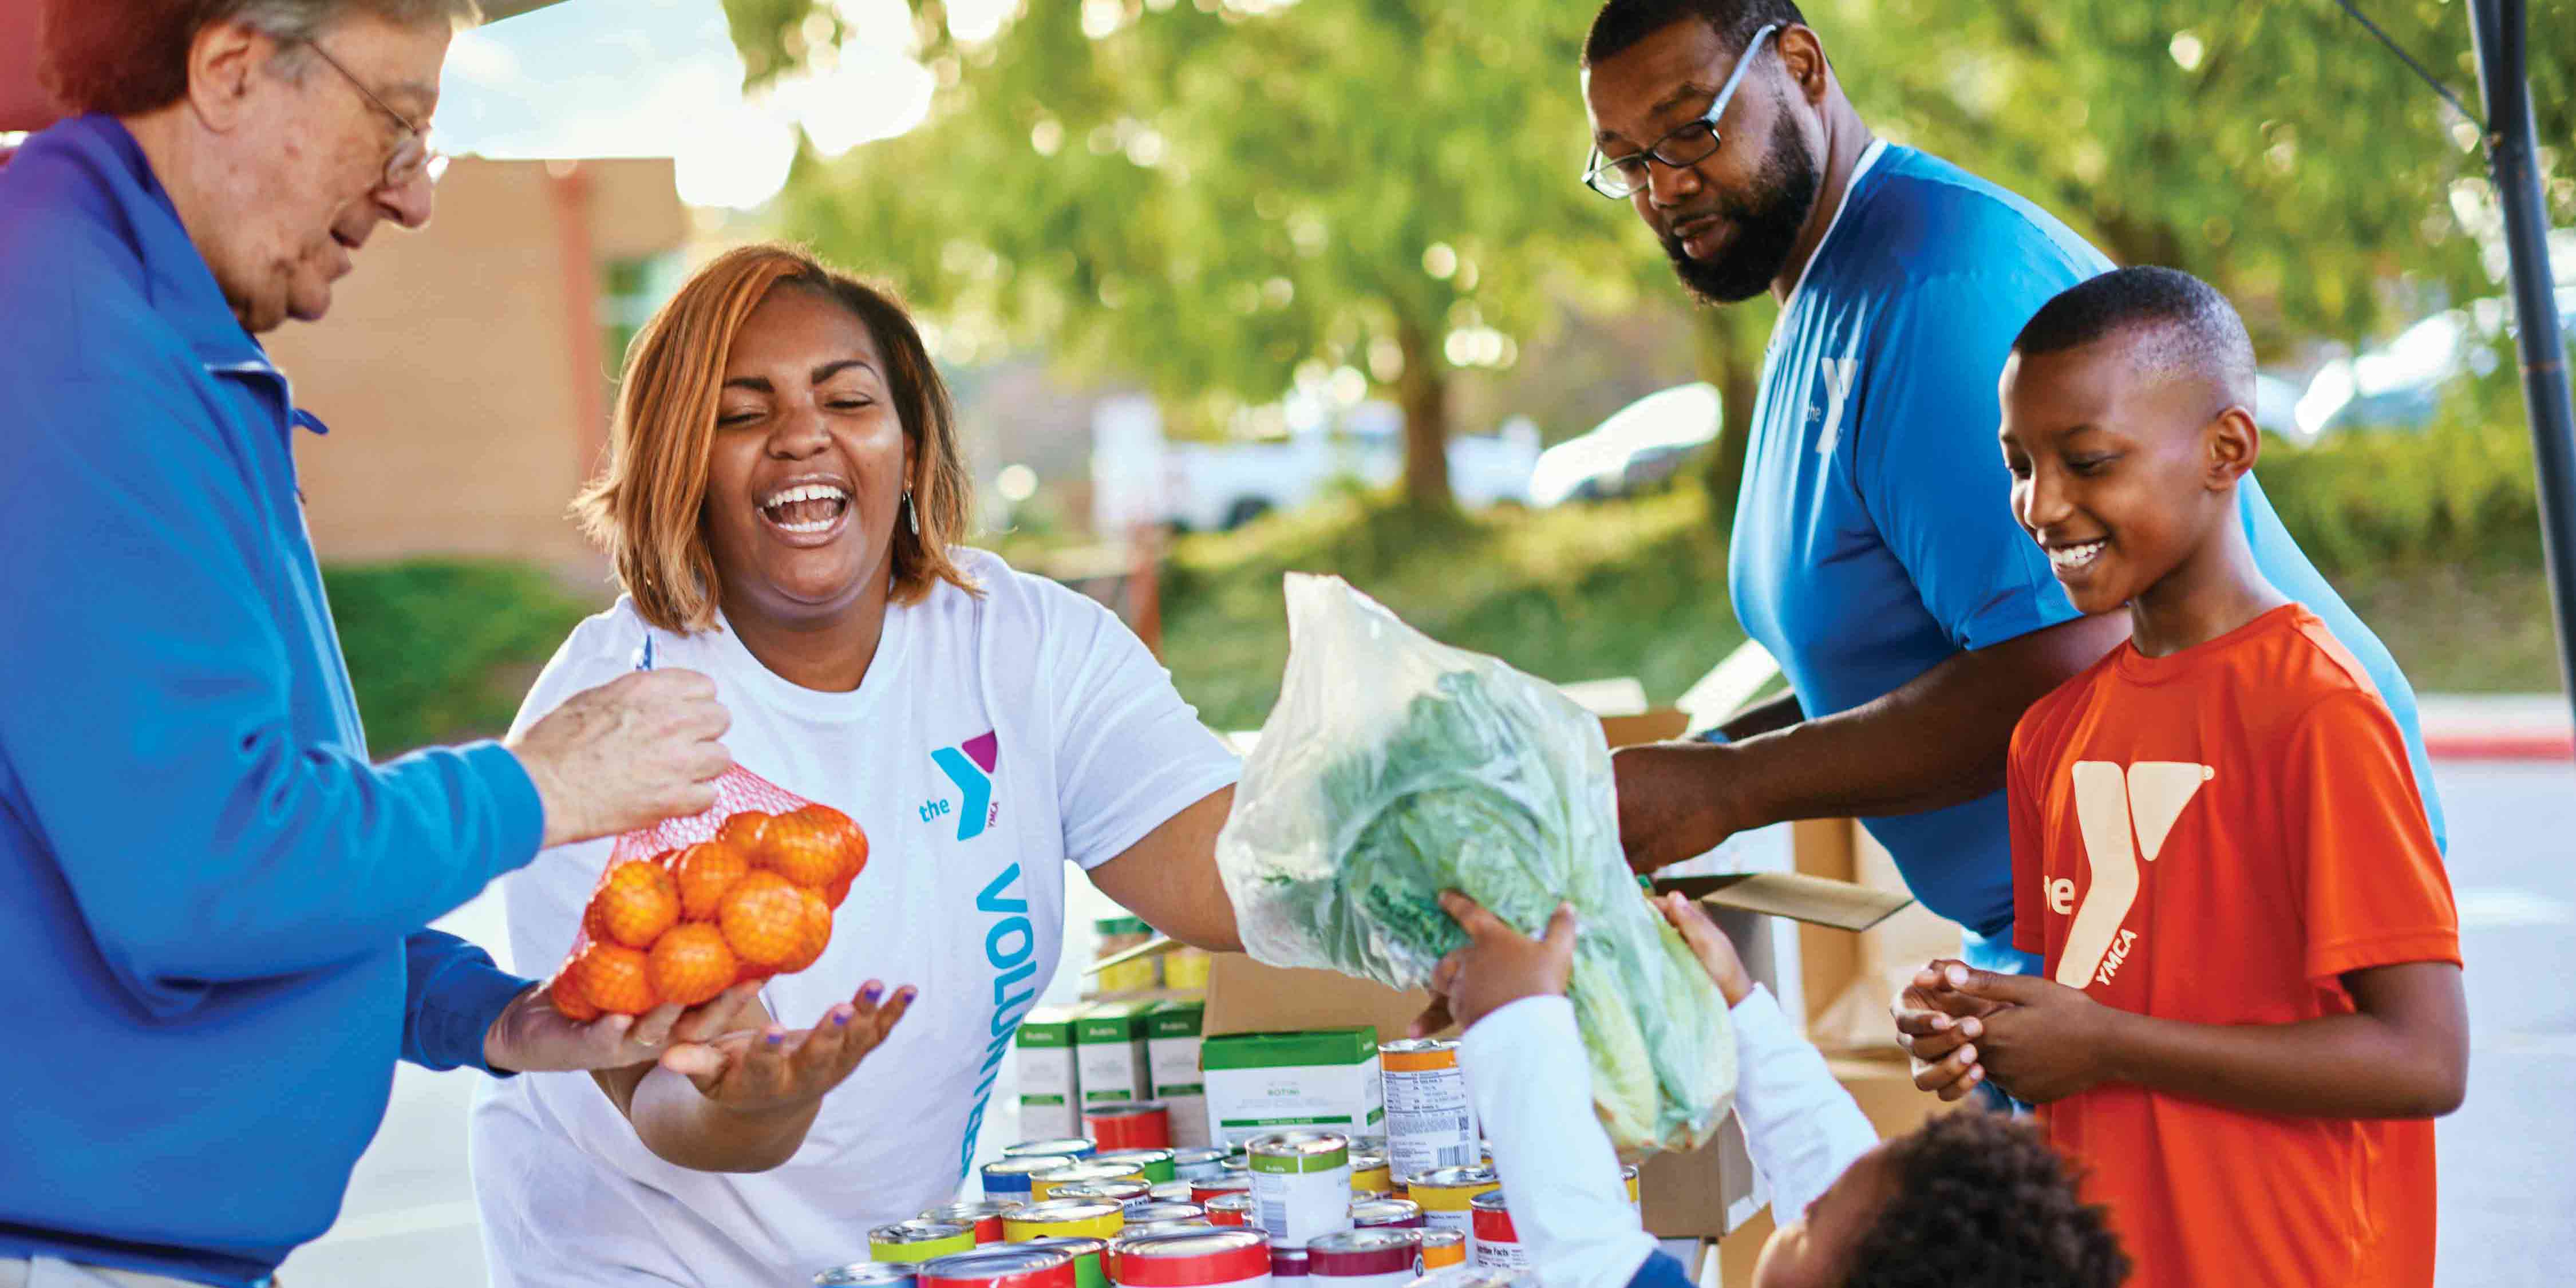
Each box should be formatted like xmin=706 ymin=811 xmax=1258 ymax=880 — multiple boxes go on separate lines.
xmin=41 ymin=0 xmax=481 ymax=119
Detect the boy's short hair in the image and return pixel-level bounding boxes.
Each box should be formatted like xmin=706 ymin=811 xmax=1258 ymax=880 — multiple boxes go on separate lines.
xmin=1846 ymin=1111 xmax=2130 ymax=1288
xmin=2012 ymin=265 xmax=2256 ymax=408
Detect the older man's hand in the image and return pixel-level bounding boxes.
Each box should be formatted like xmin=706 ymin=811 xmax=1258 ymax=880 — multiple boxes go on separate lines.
xmin=509 ymin=670 xmax=734 ymax=848
xmin=484 ymin=980 xmax=766 ymax=1074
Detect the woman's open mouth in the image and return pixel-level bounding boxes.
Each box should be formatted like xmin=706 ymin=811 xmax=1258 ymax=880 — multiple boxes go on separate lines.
xmin=758 ymin=480 xmax=851 ymax=545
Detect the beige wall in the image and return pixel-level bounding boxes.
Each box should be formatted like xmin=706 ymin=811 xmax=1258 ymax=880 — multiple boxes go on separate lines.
xmin=267 ymin=156 xmax=685 ymax=570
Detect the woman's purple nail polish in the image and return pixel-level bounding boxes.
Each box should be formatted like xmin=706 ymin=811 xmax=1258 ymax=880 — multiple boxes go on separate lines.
xmin=860 ymin=983 xmax=884 ymax=1004
xmin=896 ymin=986 xmax=918 ymax=1003
xmin=766 ymin=1029 xmax=785 ymax=1046
xmin=833 ymin=1009 xmax=852 ymax=1027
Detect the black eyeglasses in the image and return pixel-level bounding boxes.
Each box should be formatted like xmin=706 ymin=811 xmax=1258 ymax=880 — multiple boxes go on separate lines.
xmin=301 ymin=38 xmax=448 ymax=189
xmin=1582 ymin=23 xmax=1779 ymax=199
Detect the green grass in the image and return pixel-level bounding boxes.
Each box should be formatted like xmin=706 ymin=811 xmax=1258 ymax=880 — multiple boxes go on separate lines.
xmin=1159 ymin=486 xmax=1748 ymax=733
xmin=2331 ymin=562 xmax=2568 ymax=694
xmin=323 ymin=559 xmax=598 ymax=757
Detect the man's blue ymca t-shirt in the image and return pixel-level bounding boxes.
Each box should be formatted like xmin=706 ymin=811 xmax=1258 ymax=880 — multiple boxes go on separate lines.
xmin=1727 ymin=142 xmax=2445 ymax=946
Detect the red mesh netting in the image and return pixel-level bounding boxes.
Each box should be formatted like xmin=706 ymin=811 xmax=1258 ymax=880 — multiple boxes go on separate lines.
xmin=543 ymin=763 xmax=870 ymax=1021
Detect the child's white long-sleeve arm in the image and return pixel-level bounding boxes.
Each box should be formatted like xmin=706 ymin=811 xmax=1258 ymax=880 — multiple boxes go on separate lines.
xmin=1725 ymin=984 xmax=1880 ymax=1220
xmin=1463 ymin=986 xmax=1879 ymax=1288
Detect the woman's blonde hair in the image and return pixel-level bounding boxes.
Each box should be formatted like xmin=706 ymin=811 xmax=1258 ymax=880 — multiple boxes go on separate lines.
xmin=575 ymin=243 xmax=978 ymax=633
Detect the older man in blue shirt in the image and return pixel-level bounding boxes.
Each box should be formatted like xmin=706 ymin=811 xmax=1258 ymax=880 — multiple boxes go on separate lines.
xmin=1581 ymin=1 xmax=2442 ymax=1004
xmin=0 ymin=3 xmax=738 ymax=1284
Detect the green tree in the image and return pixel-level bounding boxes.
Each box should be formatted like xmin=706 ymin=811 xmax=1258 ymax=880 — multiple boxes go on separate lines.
xmin=728 ymin=0 xmax=1664 ymax=510
xmin=1815 ymin=0 xmax=2574 ymax=349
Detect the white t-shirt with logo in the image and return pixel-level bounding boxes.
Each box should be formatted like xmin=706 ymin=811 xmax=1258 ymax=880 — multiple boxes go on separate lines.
xmin=468 ymin=548 xmax=1239 ymax=1286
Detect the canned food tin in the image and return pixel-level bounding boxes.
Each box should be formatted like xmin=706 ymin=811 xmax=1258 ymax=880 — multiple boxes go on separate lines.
xmin=1007 ymin=1137 xmax=1101 ymax=1162
xmin=1056 ymin=1181 xmax=1155 ymax=1213
xmin=1116 ymin=1219 xmax=1214 ymax=1243
xmin=1309 ymin=1228 xmax=1421 ymax=1287
xmin=1378 ymin=1040 xmax=1478 ymax=1188
xmin=916 ymin=1245 xmax=1078 ymax=1288
xmin=1402 ymin=1167 xmax=1498 ymax=1240
xmin=1005 ymin=1199 xmax=1128 ymax=1243
xmin=1348 ymin=1198 xmax=1424 ymax=1230
xmin=1619 ymin=1164 xmax=1640 ymax=1216
xmin=1149 ymin=1182 xmax=1199 ymax=1204
xmin=1190 ymin=1176 xmax=1251 ymax=1206
xmin=1125 ymin=1201 xmax=1208 ymax=1224
xmin=1172 ymin=1148 xmax=1231 ymax=1184
xmin=1402 ymin=1270 xmax=1516 ymax=1287
xmin=817 ymin=1262 xmax=921 ymax=1287
xmin=1347 ymin=1152 xmax=1391 ymax=1196
xmin=873 ymin=1220 xmax=978 ymax=1262
xmin=926 ymin=1201 xmax=1026 ymax=1245
xmin=1110 ymin=1228 xmax=1270 ymax=1287
xmin=1415 ymin=1228 xmax=1465 ymax=1271
xmin=1096 ymin=1148 xmax=1180 ymax=1184
xmin=1246 ymin=1129 xmax=1353 ymax=1246
xmin=1267 ymin=1239 xmax=1309 ymax=1280
xmin=1088 ymin=1104 xmax=1175 ymax=1153
xmin=1466 ymin=1192 xmax=1521 ymax=1270
xmin=1020 ymin=1238 xmax=1113 ymax=1288
xmin=1034 ymin=1160 xmax=1151 ymax=1202
xmin=1204 ymin=1192 xmax=1255 ymax=1227
xmin=987 ymin=1155 xmax=1072 ymax=1200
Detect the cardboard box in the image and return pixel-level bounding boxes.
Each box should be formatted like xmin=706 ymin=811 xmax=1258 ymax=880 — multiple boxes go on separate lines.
xmin=1016 ymin=1004 xmax=1086 ymax=1139
xmin=1200 ymin=1026 xmax=1385 ymax=1148
xmin=1075 ymin=1000 xmax=1156 ymax=1108
xmin=1147 ymin=998 xmax=1211 ymax=1149
xmin=1788 ymin=820 xmax=1962 ymax=1052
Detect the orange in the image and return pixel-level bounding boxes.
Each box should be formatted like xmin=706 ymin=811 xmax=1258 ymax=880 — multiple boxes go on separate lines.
xmin=595 ymin=859 xmax=681 ymax=949
xmin=581 ymin=893 xmax=613 ymax=946
xmin=665 ymin=841 xmax=749 ymax=923
xmin=823 ymin=871 xmax=854 ymax=908
xmin=775 ymin=887 xmax=833 ymax=973
xmin=547 ymin=972 xmax=601 ymax=1023
xmin=719 ymin=870 xmax=810 ymax=967
xmin=807 ymin=803 xmax=871 ymax=882
xmin=567 ymin=941 xmax=659 ymax=1016
xmin=649 ymin=923 xmax=739 ymax=1008
xmin=754 ymin=807 xmax=846 ymax=888
xmin=715 ymin=810 xmax=772 ymax=854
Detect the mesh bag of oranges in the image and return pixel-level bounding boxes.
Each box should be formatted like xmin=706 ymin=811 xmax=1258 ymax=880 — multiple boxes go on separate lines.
xmin=544 ymin=765 xmax=871 ymax=1020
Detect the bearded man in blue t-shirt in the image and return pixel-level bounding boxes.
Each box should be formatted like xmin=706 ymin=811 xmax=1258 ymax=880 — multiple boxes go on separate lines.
xmin=1581 ymin=0 xmax=2444 ymax=986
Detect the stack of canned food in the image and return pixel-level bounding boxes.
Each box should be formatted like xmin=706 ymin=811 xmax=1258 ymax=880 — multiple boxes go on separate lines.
xmin=817 ymin=1033 xmax=1642 ymax=1287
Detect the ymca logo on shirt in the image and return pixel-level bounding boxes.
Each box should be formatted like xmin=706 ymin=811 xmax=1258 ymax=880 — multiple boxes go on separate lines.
xmin=924 ymin=730 xmax=1001 ymax=841
xmin=2050 ymin=760 xmax=2214 ymax=989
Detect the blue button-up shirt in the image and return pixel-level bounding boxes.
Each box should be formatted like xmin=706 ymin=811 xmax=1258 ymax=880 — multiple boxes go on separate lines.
xmin=0 ymin=116 xmax=546 ymax=1286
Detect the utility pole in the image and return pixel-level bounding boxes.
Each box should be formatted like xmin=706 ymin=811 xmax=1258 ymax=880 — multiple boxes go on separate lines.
xmin=2467 ymin=0 xmax=2576 ymax=721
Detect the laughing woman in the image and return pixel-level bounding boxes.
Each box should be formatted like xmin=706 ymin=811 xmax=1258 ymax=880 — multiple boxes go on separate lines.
xmin=469 ymin=244 xmax=1243 ymax=1286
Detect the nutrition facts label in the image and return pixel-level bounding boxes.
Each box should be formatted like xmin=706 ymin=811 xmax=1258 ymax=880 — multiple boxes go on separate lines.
xmin=1384 ymin=1064 xmax=1477 ymax=1181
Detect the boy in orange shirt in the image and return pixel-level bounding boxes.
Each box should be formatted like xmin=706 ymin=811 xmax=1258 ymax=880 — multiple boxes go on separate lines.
xmin=1897 ymin=266 xmax=2467 ymax=1288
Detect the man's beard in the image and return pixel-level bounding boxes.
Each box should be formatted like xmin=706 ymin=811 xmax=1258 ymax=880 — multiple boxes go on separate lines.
xmin=1660 ymin=110 xmax=1823 ymax=306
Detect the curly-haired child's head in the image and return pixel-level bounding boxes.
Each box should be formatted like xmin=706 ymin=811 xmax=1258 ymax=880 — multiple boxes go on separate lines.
xmin=1753 ymin=1109 xmax=2129 ymax=1288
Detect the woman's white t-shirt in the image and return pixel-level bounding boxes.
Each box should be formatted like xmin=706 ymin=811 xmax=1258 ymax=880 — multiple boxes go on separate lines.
xmin=469 ymin=549 xmax=1239 ymax=1286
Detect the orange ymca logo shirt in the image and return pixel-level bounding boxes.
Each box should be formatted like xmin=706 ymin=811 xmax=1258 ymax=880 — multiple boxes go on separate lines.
xmin=2009 ymin=605 xmax=2461 ymax=1288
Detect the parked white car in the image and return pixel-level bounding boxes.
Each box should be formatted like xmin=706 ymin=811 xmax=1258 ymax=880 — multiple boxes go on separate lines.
xmin=1529 ymin=383 xmax=1722 ymax=508
xmin=1091 ymin=395 xmax=1538 ymax=532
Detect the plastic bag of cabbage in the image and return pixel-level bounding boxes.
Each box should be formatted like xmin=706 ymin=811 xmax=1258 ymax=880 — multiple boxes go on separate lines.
xmin=1215 ymin=573 xmax=1735 ymax=1155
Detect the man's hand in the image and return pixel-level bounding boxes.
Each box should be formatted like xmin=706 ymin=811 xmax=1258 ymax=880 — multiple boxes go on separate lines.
xmin=1611 ymin=744 xmax=1752 ymax=874
xmin=509 ymin=669 xmax=734 ymax=848
xmin=484 ymin=979 xmax=764 ymax=1074
xmin=1937 ymin=963 xmax=2115 ymax=1104
xmin=1655 ymin=891 xmax=1754 ymax=1006
xmin=659 ymin=980 xmax=915 ymax=1115
xmin=1893 ymin=958 xmax=2011 ymax=1101
xmin=1406 ymin=892 xmax=1577 ymax=1037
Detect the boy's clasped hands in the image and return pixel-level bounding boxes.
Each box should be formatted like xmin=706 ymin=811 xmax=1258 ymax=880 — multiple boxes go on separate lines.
xmin=1893 ymin=962 xmax=2115 ymax=1104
